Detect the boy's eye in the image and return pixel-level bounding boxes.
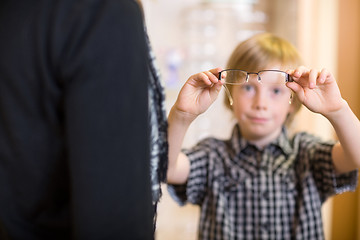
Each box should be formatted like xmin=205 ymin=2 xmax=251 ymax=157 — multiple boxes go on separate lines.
xmin=241 ymin=84 xmax=254 ymax=92
xmin=273 ymin=87 xmax=281 ymax=95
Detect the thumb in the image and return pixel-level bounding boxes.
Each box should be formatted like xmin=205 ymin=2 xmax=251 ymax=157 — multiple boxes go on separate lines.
xmin=286 ymin=81 xmax=305 ymax=102
xmin=209 ymin=82 xmax=223 ymax=100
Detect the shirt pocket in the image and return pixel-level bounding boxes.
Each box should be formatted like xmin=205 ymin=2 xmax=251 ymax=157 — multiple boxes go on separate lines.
xmin=213 ymin=169 xmax=252 ymax=200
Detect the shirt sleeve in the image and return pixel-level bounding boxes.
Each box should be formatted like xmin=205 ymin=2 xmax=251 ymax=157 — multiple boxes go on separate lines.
xmin=302 ymin=133 xmax=358 ymax=202
xmin=167 ymin=139 xmax=214 ymax=206
xmin=54 ymin=0 xmax=153 ymax=238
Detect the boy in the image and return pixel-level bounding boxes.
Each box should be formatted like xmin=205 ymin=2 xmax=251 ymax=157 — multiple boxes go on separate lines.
xmin=166 ymin=33 xmax=359 ymax=239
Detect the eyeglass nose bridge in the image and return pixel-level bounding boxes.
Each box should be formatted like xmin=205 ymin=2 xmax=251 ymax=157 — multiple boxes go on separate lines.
xmin=246 ymin=72 xmax=262 ymax=83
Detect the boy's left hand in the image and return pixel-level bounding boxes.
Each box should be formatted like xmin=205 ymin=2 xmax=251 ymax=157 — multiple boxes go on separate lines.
xmin=286 ymin=66 xmax=345 ymax=117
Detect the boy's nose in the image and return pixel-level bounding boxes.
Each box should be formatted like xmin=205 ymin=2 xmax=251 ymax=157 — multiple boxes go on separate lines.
xmin=252 ymin=90 xmax=268 ymax=110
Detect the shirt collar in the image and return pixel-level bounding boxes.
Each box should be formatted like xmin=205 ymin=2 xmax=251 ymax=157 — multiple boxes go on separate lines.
xmin=230 ymin=124 xmax=293 ymax=156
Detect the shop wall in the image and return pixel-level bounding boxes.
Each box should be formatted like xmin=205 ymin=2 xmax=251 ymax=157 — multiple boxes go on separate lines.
xmin=331 ymin=0 xmax=360 ymax=239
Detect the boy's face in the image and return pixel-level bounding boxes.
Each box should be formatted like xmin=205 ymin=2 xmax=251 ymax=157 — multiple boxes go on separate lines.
xmin=231 ymin=67 xmax=294 ymax=146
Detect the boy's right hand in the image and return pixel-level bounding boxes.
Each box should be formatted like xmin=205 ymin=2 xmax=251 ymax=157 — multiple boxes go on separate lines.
xmin=173 ymin=67 xmax=224 ymax=122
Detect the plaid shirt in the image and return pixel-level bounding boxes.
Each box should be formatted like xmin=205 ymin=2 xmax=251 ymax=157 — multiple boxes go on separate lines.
xmin=168 ymin=125 xmax=358 ymax=240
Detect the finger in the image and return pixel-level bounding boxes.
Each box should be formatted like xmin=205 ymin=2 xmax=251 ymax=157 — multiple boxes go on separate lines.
xmin=208 ymin=67 xmax=225 ymax=83
xmin=203 ymin=70 xmax=220 ymax=84
xmin=290 ymin=66 xmax=308 ymax=80
xmin=309 ymin=69 xmax=319 ymax=89
xmin=285 ymin=69 xmax=295 ymax=75
xmin=204 ymin=67 xmax=223 ymax=82
xmin=188 ymin=72 xmax=212 ymax=86
xmin=209 ymin=79 xmax=223 ymax=96
xmin=286 ymin=81 xmax=305 ymax=102
xmin=209 ymin=67 xmax=223 ymax=76
xmin=318 ymin=68 xmax=331 ymax=84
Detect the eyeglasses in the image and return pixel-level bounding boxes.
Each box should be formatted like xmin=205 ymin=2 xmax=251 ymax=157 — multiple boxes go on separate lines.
xmin=218 ymin=69 xmax=293 ymax=105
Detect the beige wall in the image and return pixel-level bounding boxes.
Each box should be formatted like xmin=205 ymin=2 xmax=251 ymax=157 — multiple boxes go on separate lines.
xmin=296 ymin=1 xmax=360 ymax=239
xmin=296 ymin=1 xmax=339 ymax=238
xmin=332 ymin=0 xmax=360 ymax=239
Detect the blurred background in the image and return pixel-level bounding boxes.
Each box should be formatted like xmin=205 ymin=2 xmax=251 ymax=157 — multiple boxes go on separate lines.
xmin=141 ymin=0 xmax=360 ymax=239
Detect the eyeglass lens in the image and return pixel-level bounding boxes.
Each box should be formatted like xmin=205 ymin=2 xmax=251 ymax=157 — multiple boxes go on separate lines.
xmin=221 ymin=70 xmax=288 ymax=85
xmin=220 ymin=70 xmax=291 ymax=106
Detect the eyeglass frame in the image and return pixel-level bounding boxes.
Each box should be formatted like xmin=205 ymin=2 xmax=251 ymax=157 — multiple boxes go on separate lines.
xmin=218 ymin=69 xmax=294 ymax=106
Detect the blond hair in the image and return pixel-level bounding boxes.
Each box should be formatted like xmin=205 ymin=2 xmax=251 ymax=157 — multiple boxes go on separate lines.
xmin=224 ymin=32 xmax=303 ymax=126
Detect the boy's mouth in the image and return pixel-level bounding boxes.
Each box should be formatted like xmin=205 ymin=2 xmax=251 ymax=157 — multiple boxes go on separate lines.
xmin=248 ymin=116 xmax=268 ymax=124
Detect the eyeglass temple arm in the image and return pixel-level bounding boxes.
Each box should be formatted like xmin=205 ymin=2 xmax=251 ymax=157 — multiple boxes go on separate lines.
xmin=219 ymin=72 xmax=234 ymax=106
xmin=222 ymin=85 xmax=233 ymax=106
